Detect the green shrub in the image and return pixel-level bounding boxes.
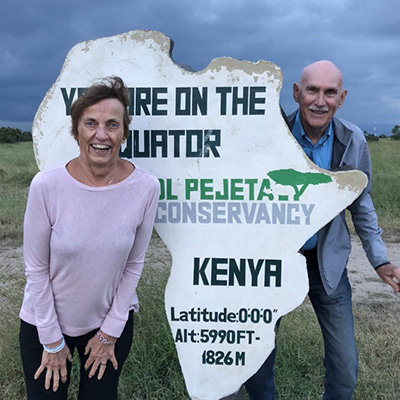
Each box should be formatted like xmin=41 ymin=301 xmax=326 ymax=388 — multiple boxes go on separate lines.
xmin=0 ymin=127 xmax=32 ymax=143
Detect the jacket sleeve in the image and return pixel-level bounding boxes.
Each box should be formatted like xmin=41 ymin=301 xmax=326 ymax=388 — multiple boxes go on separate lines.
xmin=347 ymin=134 xmax=389 ymax=268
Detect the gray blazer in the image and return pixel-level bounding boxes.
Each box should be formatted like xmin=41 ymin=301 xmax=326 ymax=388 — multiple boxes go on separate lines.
xmin=287 ymin=111 xmax=389 ymax=295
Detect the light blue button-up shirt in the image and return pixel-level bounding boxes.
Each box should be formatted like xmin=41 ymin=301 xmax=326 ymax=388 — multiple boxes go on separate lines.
xmin=292 ymin=111 xmax=334 ymax=249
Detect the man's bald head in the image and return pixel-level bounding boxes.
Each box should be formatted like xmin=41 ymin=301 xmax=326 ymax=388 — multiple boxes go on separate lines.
xmin=293 ymin=60 xmax=347 ymax=141
xmin=299 ymin=60 xmax=344 ymax=90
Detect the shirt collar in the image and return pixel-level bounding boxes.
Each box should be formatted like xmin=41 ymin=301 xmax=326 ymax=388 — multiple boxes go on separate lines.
xmin=293 ymin=111 xmax=333 ymax=146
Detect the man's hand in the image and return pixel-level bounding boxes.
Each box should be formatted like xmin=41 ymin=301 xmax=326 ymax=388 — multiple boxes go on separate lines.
xmin=376 ymin=263 xmax=400 ymax=293
xmin=34 ymin=341 xmax=73 ymax=391
xmin=84 ymin=332 xmax=118 ymax=379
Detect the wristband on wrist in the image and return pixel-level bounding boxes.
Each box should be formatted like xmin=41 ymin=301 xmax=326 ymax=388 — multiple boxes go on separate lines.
xmin=97 ymin=330 xmax=117 ymax=345
xmin=43 ymin=336 xmax=65 ymax=353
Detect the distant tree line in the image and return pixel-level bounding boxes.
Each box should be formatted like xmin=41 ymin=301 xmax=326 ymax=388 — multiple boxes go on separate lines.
xmin=392 ymin=125 xmax=400 ymax=140
xmin=364 ymin=125 xmax=400 ymax=142
xmin=1 ymin=124 xmax=399 ymax=144
xmin=0 ymin=127 xmax=32 ymax=143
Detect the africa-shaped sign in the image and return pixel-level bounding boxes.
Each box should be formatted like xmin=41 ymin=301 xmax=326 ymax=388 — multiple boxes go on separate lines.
xmin=32 ymin=30 xmax=367 ymax=399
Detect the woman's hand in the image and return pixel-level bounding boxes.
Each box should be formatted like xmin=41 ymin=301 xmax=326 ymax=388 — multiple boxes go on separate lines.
xmin=84 ymin=331 xmax=118 ymax=379
xmin=34 ymin=341 xmax=73 ymax=391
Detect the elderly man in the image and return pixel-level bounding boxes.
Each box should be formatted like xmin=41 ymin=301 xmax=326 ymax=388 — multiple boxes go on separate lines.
xmin=243 ymin=60 xmax=400 ymax=400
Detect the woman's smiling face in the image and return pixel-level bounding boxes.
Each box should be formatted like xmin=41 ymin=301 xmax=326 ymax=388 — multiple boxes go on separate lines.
xmin=77 ymin=98 xmax=125 ymax=168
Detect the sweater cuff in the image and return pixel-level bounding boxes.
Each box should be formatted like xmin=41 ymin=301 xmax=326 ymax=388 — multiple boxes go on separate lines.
xmin=100 ymin=314 xmax=127 ymax=338
xmin=19 ymin=311 xmax=63 ymax=345
xmin=38 ymin=324 xmax=63 ymax=345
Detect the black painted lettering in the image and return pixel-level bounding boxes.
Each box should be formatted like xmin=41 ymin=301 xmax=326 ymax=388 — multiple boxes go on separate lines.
xmin=175 ymin=87 xmax=191 ymax=115
xmin=150 ymin=130 xmax=168 ymax=157
xmin=228 ymin=258 xmax=246 ymax=286
xmin=61 ymin=88 xmax=76 ymax=116
xmin=168 ymin=130 xmax=185 ymax=157
xmin=135 ymin=88 xmax=151 ymax=116
xmin=133 ymin=130 xmax=150 ymax=157
xmin=191 ymin=87 xmax=208 ymax=115
xmin=264 ymin=260 xmax=282 ymax=287
xmin=215 ymin=87 xmax=231 ymax=115
xmin=186 ymin=130 xmax=203 ymax=157
xmin=194 ymin=257 xmax=210 ymax=285
xmin=152 ymin=87 xmax=168 ymax=115
xmin=211 ymin=258 xmax=228 ymax=286
xmin=248 ymin=259 xmax=265 ymax=286
xmin=249 ymin=87 xmax=266 ymax=115
xmin=232 ymin=87 xmax=249 ymax=115
xmin=204 ymin=130 xmax=221 ymax=157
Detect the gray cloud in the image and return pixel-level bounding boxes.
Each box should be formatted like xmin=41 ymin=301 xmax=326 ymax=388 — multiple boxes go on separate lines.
xmin=1 ymin=0 xmax=399 ymax=134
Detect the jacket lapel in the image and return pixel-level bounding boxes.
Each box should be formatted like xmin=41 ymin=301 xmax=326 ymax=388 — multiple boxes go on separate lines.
xmin=331 ymin=117 xmax=353 ymax=170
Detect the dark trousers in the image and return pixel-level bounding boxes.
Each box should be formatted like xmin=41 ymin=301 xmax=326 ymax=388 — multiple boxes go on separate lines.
xmin=244 ymin=250 xmax=358 ymax=400
xmin=244 ymin=326 xmax=279 ymax=400
xmin=19 ymin=311 xmax=134 ymax=400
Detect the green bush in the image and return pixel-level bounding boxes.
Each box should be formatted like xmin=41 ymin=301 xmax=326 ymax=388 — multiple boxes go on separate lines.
xmin=365 ymin=134 xmax=379 ymax=142
xmin=391 ymin=125 xmax=400 ymax=140
xmin=0 ymin=127 xmax=32 ymax=143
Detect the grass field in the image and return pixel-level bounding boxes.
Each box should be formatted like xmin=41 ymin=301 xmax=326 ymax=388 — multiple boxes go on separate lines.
xmin=0 ymin=142 xmax=38 ymax=244
xmin=0 ymin=139 xmax=400 ymax=399
xmin=368 ymin=140 xmax=400 ymax=238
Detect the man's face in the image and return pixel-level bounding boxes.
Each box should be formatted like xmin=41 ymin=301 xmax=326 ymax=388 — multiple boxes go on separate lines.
xmin=293 ymin=64 xmax=347 ymax=137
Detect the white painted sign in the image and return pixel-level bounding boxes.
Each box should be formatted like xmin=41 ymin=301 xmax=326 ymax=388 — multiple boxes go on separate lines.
xmin=32 ymin=30 xmax=367 ymax=400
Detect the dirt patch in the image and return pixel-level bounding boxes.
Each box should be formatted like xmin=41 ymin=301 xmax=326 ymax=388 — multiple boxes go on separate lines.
xmin=0 ymin=245 xmax=24 ymax=287
xmin=1 ymin=236 xmax=399 ymax=306
xmin=347 ymin=236 xmax=400 ymax=303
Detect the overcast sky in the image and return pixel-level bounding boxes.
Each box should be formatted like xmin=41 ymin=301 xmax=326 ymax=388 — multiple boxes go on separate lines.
xmin=2 ymin=0 xmax=399 ymax=135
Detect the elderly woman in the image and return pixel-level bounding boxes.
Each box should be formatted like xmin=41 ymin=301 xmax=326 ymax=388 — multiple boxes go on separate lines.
xmin=19 ymin=77 xmax=159 ymax=400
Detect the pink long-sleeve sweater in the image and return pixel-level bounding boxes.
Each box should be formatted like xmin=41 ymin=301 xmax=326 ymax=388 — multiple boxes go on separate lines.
xmin=19 ymin=163 xmax=159 ymax=345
